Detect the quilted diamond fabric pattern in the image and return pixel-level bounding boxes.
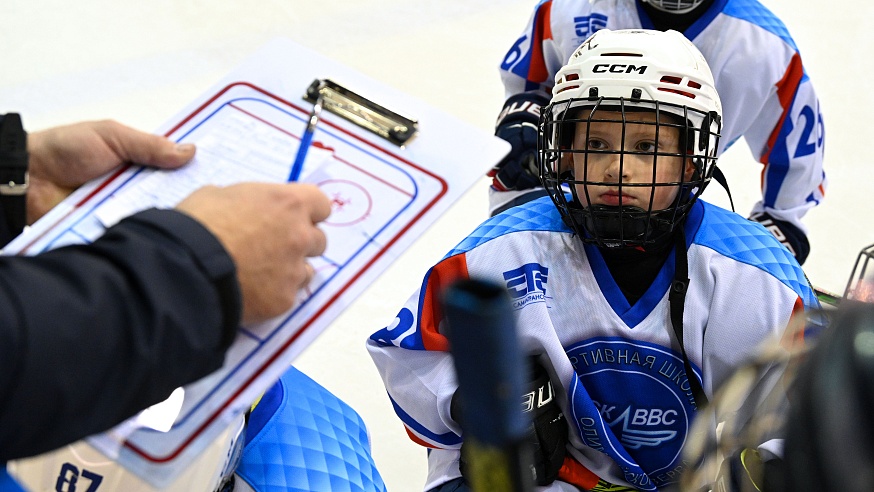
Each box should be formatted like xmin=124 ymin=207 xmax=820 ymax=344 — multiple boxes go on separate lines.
xmin=723 ymin=0 xmax=797 ymax=50
xmin=446 ymin=196 xmax=568 ymax=258
xmin=236 ymin=367 xmax=387 ymax=492
xmin=696 ymin=204 xmax=818 ymax=307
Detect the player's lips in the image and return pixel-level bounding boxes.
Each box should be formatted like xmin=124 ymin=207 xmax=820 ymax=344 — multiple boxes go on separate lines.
xmin=599 ymin=191 xmax=632 ymax=206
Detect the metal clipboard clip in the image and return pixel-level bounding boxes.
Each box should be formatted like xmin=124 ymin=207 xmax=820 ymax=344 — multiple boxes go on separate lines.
xmin=304 ymin=78 xmax=418 ymax=146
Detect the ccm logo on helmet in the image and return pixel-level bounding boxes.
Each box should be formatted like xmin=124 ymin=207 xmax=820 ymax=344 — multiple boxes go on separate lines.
xmin=593 ymin=64 xmax=647 ymax=74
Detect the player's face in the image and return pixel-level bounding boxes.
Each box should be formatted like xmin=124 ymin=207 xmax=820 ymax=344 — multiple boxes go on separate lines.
xmin=564 ymin=111 xmax=693 ymax=212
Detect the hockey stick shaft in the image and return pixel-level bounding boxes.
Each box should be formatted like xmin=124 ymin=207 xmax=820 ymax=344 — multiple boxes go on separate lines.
xmin=442 ymin=279 xmax=534 ymax=492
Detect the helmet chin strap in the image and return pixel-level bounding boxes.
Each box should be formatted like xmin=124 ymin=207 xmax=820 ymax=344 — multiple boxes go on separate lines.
xmin=585 ymin=205 xmax=655 ymax=247
xmin=667 ymin=224 xmax=708 ymax=409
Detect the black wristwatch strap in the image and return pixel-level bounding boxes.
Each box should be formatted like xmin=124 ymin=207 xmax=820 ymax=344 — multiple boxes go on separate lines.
xmin=0 ymin=113 xmax=29 ymax=238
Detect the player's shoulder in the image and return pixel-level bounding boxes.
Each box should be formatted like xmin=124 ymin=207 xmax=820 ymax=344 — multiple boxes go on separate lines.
xmin=550 ymin=0 xmax=598 ymax=12
xmin=718 ymin=0 xmax=799 ymax=50
xmin=444 ymin=196 xmax=569 ymax=259
xmin=691 ymin=200 xmax=786 ymax=260
xmin=538 ymin=0 xmax=598 ymax=28
xmin=689 ymin=200 xmax=814 ymax=299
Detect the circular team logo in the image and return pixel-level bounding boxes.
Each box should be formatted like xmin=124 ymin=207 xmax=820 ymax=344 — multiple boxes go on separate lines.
xmin=566 ymin=337 xmax=699 ymax=490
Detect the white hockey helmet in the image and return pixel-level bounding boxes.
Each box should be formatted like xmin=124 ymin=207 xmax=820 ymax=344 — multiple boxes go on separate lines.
xmin=7 ymin=413 xmax=246 ymax=492
xmin=640 ymin=0 xmax=708 ymax=15
xmin=539 ymin=28 xmax=722 ymax=247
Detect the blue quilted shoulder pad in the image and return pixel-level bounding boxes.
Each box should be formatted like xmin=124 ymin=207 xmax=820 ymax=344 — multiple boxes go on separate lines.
xmin=695 ymin=202 xmax=818 ymax=308
xmin=235 ymin=367 xmax=387 ymax=492
xmin=445 ymin=196 xmax=569 ymax=258
xmin=723 ymin=0 xmax=797 ymax=51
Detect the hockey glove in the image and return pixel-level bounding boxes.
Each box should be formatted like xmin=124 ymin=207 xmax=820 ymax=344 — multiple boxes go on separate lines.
xmin=452 ymin=356 xmax=568 ymax=487
xmin=749 ymin=212 xmax=810 ymax=265
xmin=489 ymin=92 xmax=550 ymax=192
xmin=522 ymin=357 xmax=569 ymax=485
xmin=715 ymin=448 xmax=785 ymax=492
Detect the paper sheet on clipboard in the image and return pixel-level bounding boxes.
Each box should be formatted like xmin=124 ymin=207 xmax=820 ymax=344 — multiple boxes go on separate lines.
xmin=3 ymin=37 xmax=509 ymax=486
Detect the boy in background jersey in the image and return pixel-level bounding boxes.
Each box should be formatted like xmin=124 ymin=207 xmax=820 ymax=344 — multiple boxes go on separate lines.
xmin=490 ymin=0 xmax=824 ymax=265
xmin=368 ymin=29 xmax=817 ymax=491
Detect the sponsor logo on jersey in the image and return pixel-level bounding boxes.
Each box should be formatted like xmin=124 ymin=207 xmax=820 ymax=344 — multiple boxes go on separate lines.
xmin=503 ymin=263 xmax=549 ymax=310
xmin=573 ymin=13 xmax=608 ymax=40
xmin=566 ymin=337 xmax=700 ymax=490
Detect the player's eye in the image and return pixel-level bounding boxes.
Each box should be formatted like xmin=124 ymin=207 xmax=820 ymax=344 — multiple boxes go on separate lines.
xmin=636 ymin=141 xmax=657 ymax=153
xmin=586 ymin=138 xmax=608 ymax=151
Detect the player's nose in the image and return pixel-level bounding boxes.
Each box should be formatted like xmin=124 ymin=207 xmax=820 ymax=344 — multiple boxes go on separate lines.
xmin=602 ymin=153 xmax=630 ymax=182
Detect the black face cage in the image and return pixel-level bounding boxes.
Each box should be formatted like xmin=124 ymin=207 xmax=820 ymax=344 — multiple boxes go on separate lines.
xmin=538 ymin=96 xmax=720 ymax=248
xmin=645 ymin=0 xmax=705 ymax=12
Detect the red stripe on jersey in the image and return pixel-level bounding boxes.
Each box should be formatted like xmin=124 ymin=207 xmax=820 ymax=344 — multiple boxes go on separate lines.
xmin=420 ymin=254 xmax=470 ymax=352
xmin=782 ymin=296 xmax=807 ymax=348
xmin=528 ymin=0 xmax=554 ymax=85
xmin=405 ymin=427 xmax=441 ymax=449
xmin=557 ymin=456 xmax=602 ymax=489
xmin=760 ymin=52 xmax=804 ymax=165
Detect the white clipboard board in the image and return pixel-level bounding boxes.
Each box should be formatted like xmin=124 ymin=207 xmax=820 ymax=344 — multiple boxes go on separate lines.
xmin=4 ymin=37 xmax=509 ymax=486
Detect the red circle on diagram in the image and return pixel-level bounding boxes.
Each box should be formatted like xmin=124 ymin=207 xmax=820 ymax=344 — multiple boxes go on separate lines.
xmin=317 ymin=179 xmax=373 ymax=226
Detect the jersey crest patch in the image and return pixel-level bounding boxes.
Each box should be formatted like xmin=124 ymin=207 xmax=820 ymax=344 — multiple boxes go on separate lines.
xmin=566 ymin=337 xmax=700 ymax=490
xmin=503 ymin=263 xmax=550 ymax=310
xmin=573 ymin=14 xmax=608 ymax=41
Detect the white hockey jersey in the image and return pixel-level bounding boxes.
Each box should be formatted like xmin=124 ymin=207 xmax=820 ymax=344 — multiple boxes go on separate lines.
xmin=367 ymin=197 xmax=818 ymax=491
xmin=495 ymin=0 xmax=826 ymax=232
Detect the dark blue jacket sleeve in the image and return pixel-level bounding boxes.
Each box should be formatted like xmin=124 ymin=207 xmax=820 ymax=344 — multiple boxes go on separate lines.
xmin=0 ymin=208 xmax=241 ymax=461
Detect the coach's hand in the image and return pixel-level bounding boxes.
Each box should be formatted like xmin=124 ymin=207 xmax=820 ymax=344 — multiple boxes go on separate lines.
xmin=178 ymin=183 xmax=330 ymax=324
xmin=27 ymin=120 xmax=194 ymax=225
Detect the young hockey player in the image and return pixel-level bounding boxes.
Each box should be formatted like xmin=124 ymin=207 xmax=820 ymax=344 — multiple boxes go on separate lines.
xmin=368 ymin=29 xmax=818 ymax=491
xmin=490 ymin=0 xmax=825 ymax=265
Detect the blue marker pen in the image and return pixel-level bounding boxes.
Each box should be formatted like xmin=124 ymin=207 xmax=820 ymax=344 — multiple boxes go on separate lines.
xmin=288 ymin=94 xmax=324 ymax=182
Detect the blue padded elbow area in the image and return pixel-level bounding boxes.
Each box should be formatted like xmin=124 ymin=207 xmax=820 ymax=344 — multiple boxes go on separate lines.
xmin=235 ymin=366 xmax=386 ymax=492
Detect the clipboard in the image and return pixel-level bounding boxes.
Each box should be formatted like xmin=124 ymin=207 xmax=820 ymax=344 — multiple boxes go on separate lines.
xmin=4 ymin=37 xmax=509 ymax=486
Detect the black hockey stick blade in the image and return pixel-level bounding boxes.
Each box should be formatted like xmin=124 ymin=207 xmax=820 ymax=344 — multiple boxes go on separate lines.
xmin=441 ymin=278 xmax=534 ymax=492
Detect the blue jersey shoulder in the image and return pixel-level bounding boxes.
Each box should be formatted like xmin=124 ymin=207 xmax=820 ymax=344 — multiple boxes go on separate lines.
xmin=693 ymin=201 xmax=817 ymax=307
xmin=722 ymin=0 xmax=798 ymax=51
xmin=444 ymin=196 xmax=569 ymax=259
